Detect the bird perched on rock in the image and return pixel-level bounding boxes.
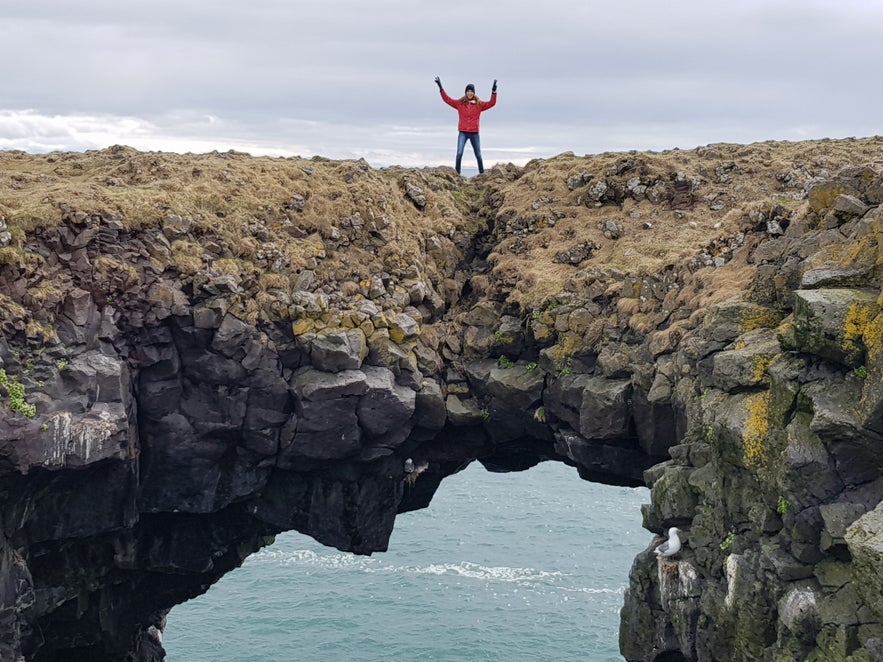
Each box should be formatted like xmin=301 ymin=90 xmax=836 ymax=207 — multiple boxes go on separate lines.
xmin=654 ymin=527 xmax=681 ymax=558
xmin=404 ymin=458 xmax=414 ymax=474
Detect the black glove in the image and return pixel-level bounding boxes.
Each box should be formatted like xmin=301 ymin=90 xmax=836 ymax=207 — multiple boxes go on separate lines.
xmin=492 ymin=79 xmax=497 ymax=93
xmin=434 ymin=76 xmax=443 ymax=91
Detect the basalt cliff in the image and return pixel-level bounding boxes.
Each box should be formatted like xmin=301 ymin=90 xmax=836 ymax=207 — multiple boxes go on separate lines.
xmin=1 ymin=138 xmax=882 ymax=661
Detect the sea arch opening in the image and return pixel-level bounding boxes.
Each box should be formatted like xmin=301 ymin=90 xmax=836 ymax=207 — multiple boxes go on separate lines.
xmin=163 ymin=459 xmax=651 ymax=661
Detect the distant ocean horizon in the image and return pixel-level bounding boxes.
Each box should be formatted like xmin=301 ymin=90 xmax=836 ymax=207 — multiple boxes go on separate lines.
xmin=163 ymin=461 xmax=651 ymax=661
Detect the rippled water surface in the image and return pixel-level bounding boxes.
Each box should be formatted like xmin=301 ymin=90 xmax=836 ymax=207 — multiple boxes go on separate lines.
xmin=164 ymin=461 xmax=650 ymax=661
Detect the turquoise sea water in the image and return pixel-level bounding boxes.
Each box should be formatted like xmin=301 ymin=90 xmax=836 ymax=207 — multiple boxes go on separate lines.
xmin=164 ymin=461 xmax=651 ymax=661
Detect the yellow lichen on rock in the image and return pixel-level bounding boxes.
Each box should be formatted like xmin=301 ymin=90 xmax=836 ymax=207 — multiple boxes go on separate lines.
xmin=738 ymin=306 xmax=782 ymax=334
xmin=743 ymin=391 xmax=770 ymax=470
xmin=291 ymin=318 xmax=314 ymax=336
xmin=863 ymin=313 xmax=883 ymax=365
xmin=808 ymin=183 xmax=848 ymax=214
xmin=842 ymin=301 xmax=876 ymax=363
xmin=751 ymin=354 xmax=777 ymax=385
xmin=388 ymin=325 xmax=405 ymax=344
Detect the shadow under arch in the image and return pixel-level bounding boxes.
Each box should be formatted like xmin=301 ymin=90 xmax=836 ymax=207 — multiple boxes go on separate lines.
xmin=396 ymin=422 xmax=652 ymax=517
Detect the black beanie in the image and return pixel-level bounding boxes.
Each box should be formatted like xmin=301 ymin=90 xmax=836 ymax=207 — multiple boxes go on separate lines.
xmin=465 ymin=83 xmax=475 ymax=94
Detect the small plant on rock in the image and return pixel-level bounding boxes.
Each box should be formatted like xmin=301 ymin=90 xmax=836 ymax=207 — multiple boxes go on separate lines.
xmin=720 ymin=530 xmax=736 ymax=552
xmin=0 ymin=369 xmax=37 ymax=418
xmin=497 ymin=355 xmax=514 ymax=369
xmin=776 ymin=496 xmax=789 ymax=515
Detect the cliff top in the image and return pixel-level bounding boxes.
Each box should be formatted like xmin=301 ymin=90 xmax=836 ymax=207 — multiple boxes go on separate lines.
xmin=1 ymin=137 xmax=882 ymax=314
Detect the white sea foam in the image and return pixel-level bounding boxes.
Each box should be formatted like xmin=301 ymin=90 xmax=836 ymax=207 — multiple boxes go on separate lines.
xmin=406 ymin=561 xmax=562 ymax=583
xmin=249 ymin=548 xmax=380 ymax=571
xmin=560 ymin=585 xmax=625 ymax=595
xmin=252 ymin=550 xmax=560 ymax=585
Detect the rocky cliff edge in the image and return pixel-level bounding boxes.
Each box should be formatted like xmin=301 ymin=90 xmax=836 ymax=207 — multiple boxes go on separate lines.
xmin=1 ymin=138 xmax=882 ymax=661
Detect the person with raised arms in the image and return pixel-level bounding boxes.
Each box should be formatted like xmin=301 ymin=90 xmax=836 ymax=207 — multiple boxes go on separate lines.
xmin=434 ymin=76 xmax=498 ymax=175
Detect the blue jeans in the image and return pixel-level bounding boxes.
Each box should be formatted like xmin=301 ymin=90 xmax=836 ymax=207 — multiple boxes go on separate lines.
xmin=456 ymin=131 xmax=483 ymax=174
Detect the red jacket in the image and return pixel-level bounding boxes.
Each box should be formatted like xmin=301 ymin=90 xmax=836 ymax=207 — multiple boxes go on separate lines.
xmin=440 ymin=90 xmax=497 ymax=133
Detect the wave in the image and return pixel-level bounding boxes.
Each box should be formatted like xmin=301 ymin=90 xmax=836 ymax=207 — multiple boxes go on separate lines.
xmin=251 ymin=548 xmax=556 ymax=582
xmin=246 ymin=548 xmax=631 ymax=596
xmin=405 ymin=561 xmax=561 ymax=583
xmin=249 ymin=547 xmax=381 ymax=570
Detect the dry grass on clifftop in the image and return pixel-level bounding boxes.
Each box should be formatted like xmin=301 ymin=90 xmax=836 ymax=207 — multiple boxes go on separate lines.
xmin=2 ymin=137 xmax=882 ymax=313
xmin=0 ymin=146 xmax=474 ymax=292
xmin=478 ymin=137 xmax=883 ymax=306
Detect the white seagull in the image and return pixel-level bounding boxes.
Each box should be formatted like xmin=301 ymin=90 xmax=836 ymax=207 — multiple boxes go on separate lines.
xmin=654 ymin=527 xmax=682 ymax=558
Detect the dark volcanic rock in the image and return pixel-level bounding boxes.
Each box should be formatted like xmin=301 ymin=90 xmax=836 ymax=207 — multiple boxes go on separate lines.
xmin=0 ymin=153 xmax=882 ymax=662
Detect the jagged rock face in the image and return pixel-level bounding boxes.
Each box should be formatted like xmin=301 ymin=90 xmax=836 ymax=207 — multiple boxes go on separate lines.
xmin=1 ymin=145 xmax=882 ymax=661
xmin=622 ymin=179 xmax=883 ymax=661
xmin=0 ymin=290 xmax=665 ymax=661
xmin=0 ymin=161 xmax=680 ymax=660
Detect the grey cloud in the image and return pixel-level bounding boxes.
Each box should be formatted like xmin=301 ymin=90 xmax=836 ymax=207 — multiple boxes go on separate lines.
xmin=1 ymin=0 xmax=882 ymax=167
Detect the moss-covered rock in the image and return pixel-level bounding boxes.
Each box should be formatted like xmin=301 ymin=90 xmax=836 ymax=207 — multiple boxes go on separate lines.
xmin=857 ymin=311 xmax=883 ymax=434
xmin=650 ymin=466 xmax=700 ymax=524
xmin=845 ymin=503 xmax=883 ymax=622
xmin=707 ymin=327 xmax=780 ymax=392
xmin=792 ymin=288 xmax=880 ymax=368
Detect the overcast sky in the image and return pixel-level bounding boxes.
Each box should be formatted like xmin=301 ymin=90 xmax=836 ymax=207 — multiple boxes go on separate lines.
xmin=1 ymin=0 xmax=881 ymax=168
